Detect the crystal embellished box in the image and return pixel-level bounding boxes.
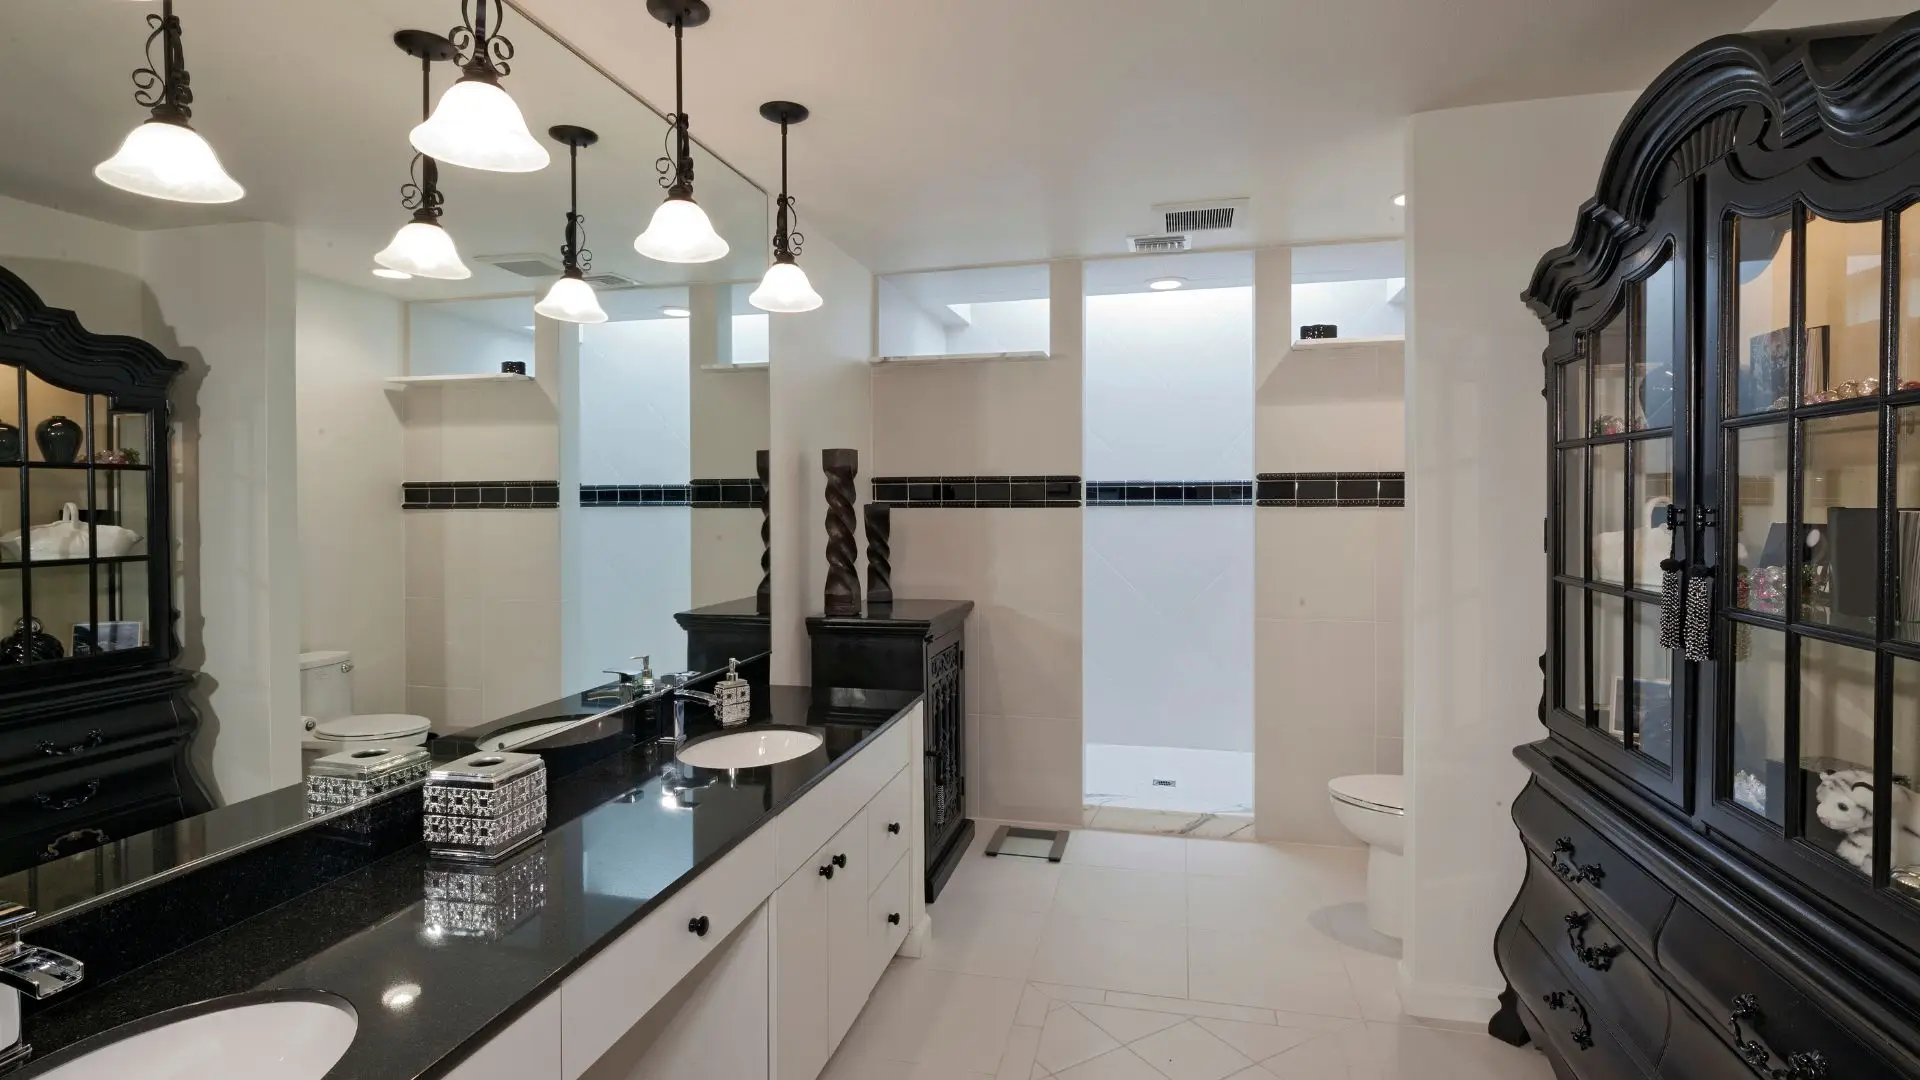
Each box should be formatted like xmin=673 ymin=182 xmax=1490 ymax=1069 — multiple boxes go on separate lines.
xmin=423 ymin=752 xmax=547 ymax=862
xmin=306 ymin=745 xmax=432 ymax=814
xmin=423 ymin=842 xmax=548 ymax=939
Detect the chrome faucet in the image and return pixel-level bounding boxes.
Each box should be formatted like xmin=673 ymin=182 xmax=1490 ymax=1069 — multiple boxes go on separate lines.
xmin=668 ymin=688 xmax=720 ymax=744
xmin=0 ymin=903 xmax=82 ymax=1072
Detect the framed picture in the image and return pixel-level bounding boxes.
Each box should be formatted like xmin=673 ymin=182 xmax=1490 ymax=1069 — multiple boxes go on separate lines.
xmin=1745 ymin=327 xmax=1792 ymax=412
xmin=1611 ymin=676 xmax=1673 ymax=756
xmin=72 ymin=621 xmax=142 ymax=657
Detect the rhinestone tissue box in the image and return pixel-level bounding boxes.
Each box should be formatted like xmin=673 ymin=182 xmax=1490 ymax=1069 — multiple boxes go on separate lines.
xmin=306 ymin=745 xmax=431 ymax=815
xmin=423 ymin=751 xmax=548 ymax=863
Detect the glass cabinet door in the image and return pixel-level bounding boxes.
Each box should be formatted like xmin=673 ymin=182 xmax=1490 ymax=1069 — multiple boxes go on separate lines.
xmin=1551 ymin=243 xmax=1689 ymax=803
xmin=1714 ymin=204 xmax=1920 ymax=898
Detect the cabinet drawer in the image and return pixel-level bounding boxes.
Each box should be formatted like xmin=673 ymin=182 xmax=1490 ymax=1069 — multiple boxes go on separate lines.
xmin=0 ymin=698 xmax=185 ymax=775
xmin=867 ymin=852 xmax=909 ymax=990
xmin=776 ymin=720 xmax=909 ymax=883
xmin=867 ymin=768 xmax=910 ymax=890
xmin=560 ymin=821 xmax=776 ymax=1080
xmin=1513 ymin=783 xmax=1675 ymax=951
xmin=1517 ymin=855 xmax=1669 ymax=1061
xmin=1657 ymin=902 xmax=1893 ymax=1079
xmin=1657 ymin=994 xmax=1749 ymax=1079
xmin=1501 ymin=918 xmax=1650 ymax=1080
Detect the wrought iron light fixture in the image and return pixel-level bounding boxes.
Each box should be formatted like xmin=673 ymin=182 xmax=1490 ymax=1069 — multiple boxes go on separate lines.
xmin=749 ymin=101 xmax=823 ymax=314
xmin=95 ymin=0 xmax=244 ymax=204
xmin=411 ymin=0 xmax=549 ymax=173
xmin=534 ymin=126 xmax=609 ymax=325
xmin=633 ymin=0 xmax=729 ymax=264
xmin=375 ymin=32 xmax=473 ymax=281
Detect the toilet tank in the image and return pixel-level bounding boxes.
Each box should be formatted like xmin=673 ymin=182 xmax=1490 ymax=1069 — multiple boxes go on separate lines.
xmin=299 ymin=650 xmax=355 ymax=720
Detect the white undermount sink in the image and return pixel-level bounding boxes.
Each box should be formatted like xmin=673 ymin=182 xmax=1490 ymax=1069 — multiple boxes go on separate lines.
xmin=33 ymin=996 xmax=357 ymax=1080
xmin=676 ymin=728 xmax=823 ymax=770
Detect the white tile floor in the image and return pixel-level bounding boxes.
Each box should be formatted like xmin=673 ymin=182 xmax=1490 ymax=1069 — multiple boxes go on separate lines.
xmin=823 ymin=825 xmax=1551 ymax=1080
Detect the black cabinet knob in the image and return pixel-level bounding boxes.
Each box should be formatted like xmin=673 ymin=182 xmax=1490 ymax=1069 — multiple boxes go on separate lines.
xmin=688 ymin=915 xmax=710 ymax=937
xmin=887 ymin=822 xmax=901 ymax=835
xmin=819 ymin=864 xmax=834 ymax=880
xmin=832 ymin=853 xmax=847 ymax=868
xmin=887 ymin=913 xmax=901 ymax=925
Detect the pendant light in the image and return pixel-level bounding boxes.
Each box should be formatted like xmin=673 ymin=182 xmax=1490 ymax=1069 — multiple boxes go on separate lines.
xmin=94 ymin=0 xmax=244 ymax=204
xmin=409 ymin=0 xmax=549 ymax=173
xmin=534 ymin=126 xmax=609 ymax=325
xmin=633 ymin=0 xmax=729 ymax=264
xmin=375 ymin=32 xmax=473 ymax=281
xmin=749 ymin=101 xmax=823 ymax=313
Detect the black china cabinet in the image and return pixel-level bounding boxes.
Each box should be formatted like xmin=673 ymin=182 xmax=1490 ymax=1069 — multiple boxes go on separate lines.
xmin=0 ymin=265 xmax=208 ymax=874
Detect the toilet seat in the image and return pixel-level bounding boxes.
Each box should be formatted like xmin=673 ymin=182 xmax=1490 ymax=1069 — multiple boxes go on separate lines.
xmin=312 ymin=713 xmax=431 ymax=743
xmin=1328 ymin=773 xmax=1404 ymax=816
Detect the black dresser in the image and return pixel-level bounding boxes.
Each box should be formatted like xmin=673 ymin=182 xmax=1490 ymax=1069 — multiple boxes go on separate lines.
xmin=1498 ymin=15 xmax=1920 ymax=1078
xmin=673 ymin=596 xmax=772 ymax=676
xmin=808 ymin=599 xmax=972 ymax=901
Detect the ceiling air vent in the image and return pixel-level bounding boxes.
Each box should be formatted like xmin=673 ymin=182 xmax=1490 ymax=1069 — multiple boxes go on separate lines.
xmin=1128 ymin=233 xmax=1191 ymax=254
xmin=475 ymin=253 xmax=566 ymax=278
xmin=584 ymin=272 xmax=638 ymax=289
xmin=1150 ymin=198 xmax=1251 ymax=238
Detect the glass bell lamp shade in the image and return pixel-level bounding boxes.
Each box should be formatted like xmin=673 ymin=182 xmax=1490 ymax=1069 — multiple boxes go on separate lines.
xmin=749 ymin=259 xmax=823 ymax=313
xmin=94 ymin=118 xmax=245 ymax=204
xmin=533 ymin=273 xmax=608 ymax=324
xmin=634 ymin=195 xmax=730 ymax=264
xmin=374 ymin=219 xmax=472 ymax=281
xmin=409 ymin=77 xmax=551 ymax=174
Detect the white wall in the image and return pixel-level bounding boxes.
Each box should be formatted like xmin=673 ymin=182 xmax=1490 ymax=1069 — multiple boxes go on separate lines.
xmin=876 ymin=277 xmax=948 ymax=358
xmin=1083 ymin=286 xmax=1254 ymax=757
xmin=946 ymin=298 xmax=1051 ymax=355
xmin=1291 ymin=278 xmax=1406 ymax=340
xmin=732 ymin=314 xmax=770 ymax=367
xmin=0 ymin=194 xmax=145 ymax=338
xmin=768 ymin=236 xmax=875 ymax=684
xmin=1401 ymin=89 xmax=1639 ymax=1023
xmin=294 ymin=275 xmax=405 ymax=714
xmin=409 ymin=305 xmax=534 ymax=377
xmin=579 ymin=320 xmax=690 ymax=484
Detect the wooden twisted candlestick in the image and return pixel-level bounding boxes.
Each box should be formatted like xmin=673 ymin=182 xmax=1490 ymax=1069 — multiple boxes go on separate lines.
xmin=865 ymin=503 xmax=893 ymax=606
xmin=822 ymin=449 xmax=861 ymax=616
xmin=756 ymin=449 xmax=771 ymax=616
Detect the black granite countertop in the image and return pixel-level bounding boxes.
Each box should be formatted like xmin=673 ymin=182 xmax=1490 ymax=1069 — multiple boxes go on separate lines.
xmin=13 ymin=684 xmax=919 ymax=1080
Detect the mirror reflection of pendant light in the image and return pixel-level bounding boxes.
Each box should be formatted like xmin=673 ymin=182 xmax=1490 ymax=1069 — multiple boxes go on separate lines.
xmin=633 ymin=0 xmax=729 ymax=264
xmin=410 ymin=0 xmax=549 ymax=173
xmin=749 ymin=102 xmax=823 ymax=314
xmin=533 ymin=126 xmax=609 ymax=325
xmin=375 ymin=32 xmax=473 ymax=281
xmin=94 ymin=0 xmax=245 ymax=204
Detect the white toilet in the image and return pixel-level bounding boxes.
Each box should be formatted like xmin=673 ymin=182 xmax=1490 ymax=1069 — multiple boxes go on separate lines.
xmin=299 ymin=650 xmax=430 ymax=753
xmin=1328 ymin=773 xmax=1406 ymax=939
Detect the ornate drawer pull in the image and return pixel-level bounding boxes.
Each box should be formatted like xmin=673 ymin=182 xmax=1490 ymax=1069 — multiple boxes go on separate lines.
xmin=34 ymin=780 xmax=101 ymax=812
xmin=1563 ymin=911 xmax=1619 ymax=971
xmin=1542 ymin=990 xmax=1594 ymax=1050
xmin=1551 ymin=838 xmax=1605 ymax=886
xmin=41 ymin=827 xmax=109 ymax=859
xmin=37 ymin=730 xmax=103 ymax=757
xmin=1729 ymin=995 xmax=1828 ymax=1079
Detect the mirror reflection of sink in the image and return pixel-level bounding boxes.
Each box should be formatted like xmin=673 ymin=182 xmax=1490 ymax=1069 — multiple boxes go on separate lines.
xmin=32 ymin=994 xmax=356 ymax=1080
xmin=676 ymin=728 xmax=823 ymax=770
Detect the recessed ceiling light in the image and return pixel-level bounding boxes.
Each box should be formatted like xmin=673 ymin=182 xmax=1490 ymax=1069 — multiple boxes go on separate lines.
xmin=1392 ymin=193 xmax=1407 ymax=207
xmin=372 ymin=268 xmax=412 ymax=280
xmin=661 ymin=306 xmax=691 ymax=318
xmin=1148 ymin=278 xmax=1185 ymax=291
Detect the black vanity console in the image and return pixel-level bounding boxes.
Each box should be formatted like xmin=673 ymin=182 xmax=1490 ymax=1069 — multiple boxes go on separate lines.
xmin=808 ymin=599 xmax=972 ymax=901
xmin=0 ymin=266 xmax=207 ymax=874
xmin=1498 ymin=15 xmax=1920 ymax=1077
xmin=674 ymin=597 xmax=772 ymax=676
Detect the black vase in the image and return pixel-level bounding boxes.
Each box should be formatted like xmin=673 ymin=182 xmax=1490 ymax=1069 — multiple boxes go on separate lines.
xmin=0 ymin=617 xmax=63 ymax=665
xmin=0 ymin=422 xmax=21 ymax=465
xmin=35 ymin=416 xmax=81 ymax=464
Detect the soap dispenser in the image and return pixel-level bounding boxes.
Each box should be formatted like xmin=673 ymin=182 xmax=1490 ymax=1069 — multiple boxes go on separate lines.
xmin=632 ymin=655 xmax=657 ymax=695
xmin=714 ymin=658 xmax=751 ymax=727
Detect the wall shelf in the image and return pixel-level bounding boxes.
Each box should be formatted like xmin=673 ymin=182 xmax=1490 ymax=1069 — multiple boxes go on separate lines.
xmin=868 ymin=350 xmax=1050 ymax=367
xmin=698 ymin=363 xmax=770 ymax=373
xmin=384 ymin=373 xmax=534 ymax=386
xmin=1289 ymin=335 xmax=1404 ymax=352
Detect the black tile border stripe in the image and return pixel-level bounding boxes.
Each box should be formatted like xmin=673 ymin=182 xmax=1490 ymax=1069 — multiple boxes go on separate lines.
xmin=871 ymin=475 xmax=1082 ymax=508
xmin=1256 ymin=471 xmax=1404 ymax=507
xmin=1085 ymin=481 xmax=1253 ymax=506
xmin=402 ymin=481 xmax=560 ymax=510
xmin=580 ymin=479 xmax=765 ymax=509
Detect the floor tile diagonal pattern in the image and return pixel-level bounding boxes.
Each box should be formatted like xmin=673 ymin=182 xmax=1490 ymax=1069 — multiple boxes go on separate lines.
xmin=821 ymin=825 xmax=1552 ymax=1080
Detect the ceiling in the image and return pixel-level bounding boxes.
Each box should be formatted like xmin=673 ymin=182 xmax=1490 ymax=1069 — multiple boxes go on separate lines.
xmin=429 ymin=283 xmax=771 ymax=333
xmin=0 ymin=0 xmax=768 ymax=301
xmin=518 ymin=0 xmax=1772 ymax=274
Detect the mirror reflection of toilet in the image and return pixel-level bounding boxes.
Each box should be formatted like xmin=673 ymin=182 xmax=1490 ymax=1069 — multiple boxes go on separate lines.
xmin=299 ymin=650 xmax=430 ymax=754
xmin=1328 ymin=773 xmax=1405 ymax=939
